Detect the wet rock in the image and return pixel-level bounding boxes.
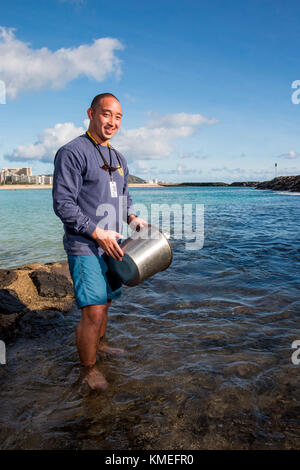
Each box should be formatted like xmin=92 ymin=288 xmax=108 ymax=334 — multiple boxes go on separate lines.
xmin=256 ymin=175 xmax=300 ymax=192
xmin=224 ymin=361 xmax=260 ymax=378
xmin=230 ymin=182 xmax=259 ymax=187
xmin=0 ymin=312 xmax=23 ymax=341
xmin=0 ymin=270 xmax=18 ymax=288
xmin=0 ymin=261 xmax=74 ymax=342
xmin=0 ymin=289 xmax=28 ymax=341
xmin=0 ymin=289 xmax=27 ymax=315
xmin=29 ymin=270 xmax=73 ymax=298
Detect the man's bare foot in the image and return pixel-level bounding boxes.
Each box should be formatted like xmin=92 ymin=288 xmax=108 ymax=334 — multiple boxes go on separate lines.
xmin=97 ymin=343 xmax=126 ymax=357
xmin=80 ymin=365 xmax=108 ymax=391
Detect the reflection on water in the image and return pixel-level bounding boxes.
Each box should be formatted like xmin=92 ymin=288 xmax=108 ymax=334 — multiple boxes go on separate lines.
xmin=1 ymin=238 xmax=300 ymax=449
xmin=0 ymin=188 xmax=300 ymax=449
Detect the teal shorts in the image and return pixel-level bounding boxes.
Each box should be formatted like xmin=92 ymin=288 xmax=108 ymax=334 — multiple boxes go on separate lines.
xmin=67 ymin=254 xmax=122 ymax=309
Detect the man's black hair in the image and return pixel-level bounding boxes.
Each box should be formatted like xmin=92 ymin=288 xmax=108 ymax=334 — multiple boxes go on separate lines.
xmin=90 ymin=93 xmax=120 ymax=109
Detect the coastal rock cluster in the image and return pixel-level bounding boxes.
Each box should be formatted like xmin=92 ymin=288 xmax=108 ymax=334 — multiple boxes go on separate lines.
xmin=256 ymin=175 xmax=300 ymax=192
xmin=159 ymin=176 xmax=300 ymax=191
xmin=230 ymin=181 xmax=259 ymax=187
xmin=0 ymin=261 xmax=74 ymax=341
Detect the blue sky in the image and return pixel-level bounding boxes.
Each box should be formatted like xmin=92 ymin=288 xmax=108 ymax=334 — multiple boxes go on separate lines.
xmin=0 ymin=0 xmax=300 ymax=182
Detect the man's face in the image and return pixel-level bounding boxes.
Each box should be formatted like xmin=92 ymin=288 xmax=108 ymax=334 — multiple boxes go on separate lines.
xmin=87 ymin=97 xmax=122 ymax=144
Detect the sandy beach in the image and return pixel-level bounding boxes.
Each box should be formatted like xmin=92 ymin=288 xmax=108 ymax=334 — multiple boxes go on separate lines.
xmin=0 ymin=184 xmax=53 ymax=190
xmin=129 ymin=183 xmax=161 ymax=187
xmin=0 ymin=183 xmax=161 ymax=190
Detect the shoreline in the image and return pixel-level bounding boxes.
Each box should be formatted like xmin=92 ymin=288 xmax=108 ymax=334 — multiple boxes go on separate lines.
xmin=0 ymin=183 xmax=254 ymax=190
xmin=0 ymin=184 xmax=53 ymax=190
xmin=1 ymin=176 xmax=299 ymax=191
xmin=0 ymin=183 xmax=161 ymax=190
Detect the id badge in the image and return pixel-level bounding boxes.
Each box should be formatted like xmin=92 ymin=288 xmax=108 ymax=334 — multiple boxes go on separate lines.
xmin=110 ymin=181 xmax=118 ymax=198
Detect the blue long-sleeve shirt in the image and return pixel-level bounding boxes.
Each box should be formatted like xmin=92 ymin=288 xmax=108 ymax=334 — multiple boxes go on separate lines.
xmin=52 ymin=133 xmax=136 ymax=256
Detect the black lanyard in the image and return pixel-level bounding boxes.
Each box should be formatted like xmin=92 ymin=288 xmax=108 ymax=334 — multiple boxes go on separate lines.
xmin=85 ymin=131 xmax=122 ymax=180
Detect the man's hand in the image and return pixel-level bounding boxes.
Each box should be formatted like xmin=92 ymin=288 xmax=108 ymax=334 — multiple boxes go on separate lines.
xmin=128 ymin=215 xmax=148 ymax=232
xmin=91 ymin=227 xmax=124 ymax=261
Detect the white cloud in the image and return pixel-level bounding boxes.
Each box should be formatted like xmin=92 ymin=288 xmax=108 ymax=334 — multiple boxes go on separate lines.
xmin=5 ymin=122 xmax=87 ymax=162
xmin=5 ymin=111 xmax=218 ymax=163
xmin=112 ymin=112 xmax=218 ymax=160
xmin=112 ymin=126 xmax=193 ymax=159
xmin=147 ymin=112 xmax=218 ymax=128
xmin=140 ymin=165 xmax=298 ymax=183
xmin=175 ymin=150 xmax=208 ymax=160
xmin=177 ymin=164 xmax=183 ymax=174
xmin=129 ymin=160 xmax=151 ymax=175
xmin=277 ymin=151 xmax=300 ymax=160
xmin=176 ymin=164 xmax=196 ymax=175
xmin=203 ymin=166 xmax=299 ymax=182
xmin=0 ymin=26 xmax=123 ymax=98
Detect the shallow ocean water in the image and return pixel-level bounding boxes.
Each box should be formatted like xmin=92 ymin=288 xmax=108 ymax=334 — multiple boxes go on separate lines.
xmin=0 ymin=187 xmax=300 ymax=449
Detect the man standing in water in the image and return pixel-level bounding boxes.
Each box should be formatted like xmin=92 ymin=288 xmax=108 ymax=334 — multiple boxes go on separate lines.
xmin=53 ymin=93 xmax=146 ymax=391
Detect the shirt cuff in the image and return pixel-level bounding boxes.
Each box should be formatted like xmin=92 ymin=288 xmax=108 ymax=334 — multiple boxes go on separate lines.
xmin=127 ymin=207 xmax=136 ymax=218
xmin=84 ymin=220 xmax=97 ymax=237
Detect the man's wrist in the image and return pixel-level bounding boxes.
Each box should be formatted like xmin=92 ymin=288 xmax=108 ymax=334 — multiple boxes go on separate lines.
xmin=91 ymin=226 xmax=104 ymax=240
xmin=127 ymin=214 xmax=137 ymax=224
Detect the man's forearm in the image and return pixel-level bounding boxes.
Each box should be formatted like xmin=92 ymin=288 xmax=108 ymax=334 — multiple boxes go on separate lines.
xmin=53 ymin=196 xmax=97 ymax=237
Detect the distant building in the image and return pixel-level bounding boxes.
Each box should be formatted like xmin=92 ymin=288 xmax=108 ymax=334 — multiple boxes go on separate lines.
xmin=0 ymin=167 xmax=53 ymax=185
xmin=0 ymin=167 xmax=31 ymax=183
xmin=6 ymin=167 xmax=31 ymax=176
xmin=29 ymin=175 xmax=41 ymax=184
xmin=0 ymin=167 xmax=32 ymax=183
xmin=41 ymin=175 xmax=53 ymax=184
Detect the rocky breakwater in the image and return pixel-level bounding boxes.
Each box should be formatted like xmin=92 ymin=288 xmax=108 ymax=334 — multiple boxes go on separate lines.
xmin=0 ymin=261 xmax=74 ymax=341
xmin=256 ymin=175 xmax=300 ymax=192
xmin=230 ymin=181 xmax=259 ymax=187
xmin=160 ymin=181 xmax=259 ymax=187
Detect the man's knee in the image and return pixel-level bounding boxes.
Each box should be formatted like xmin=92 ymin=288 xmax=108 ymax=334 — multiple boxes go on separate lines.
xmin=81 ymin=305 xmax=107 ymax=326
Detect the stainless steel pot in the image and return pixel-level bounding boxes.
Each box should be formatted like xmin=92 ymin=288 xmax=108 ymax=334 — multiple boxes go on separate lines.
xmin=107 ymin=225 xmax=173 ymax=286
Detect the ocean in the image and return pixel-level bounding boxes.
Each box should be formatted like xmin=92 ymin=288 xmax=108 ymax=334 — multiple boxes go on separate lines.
xmin=0 ymin=186 xmax=300 ymax=449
